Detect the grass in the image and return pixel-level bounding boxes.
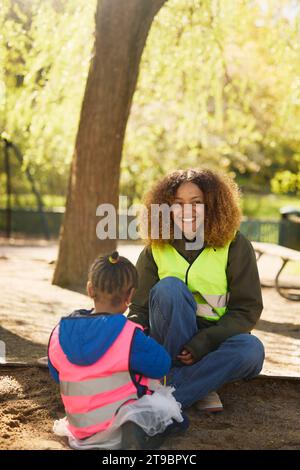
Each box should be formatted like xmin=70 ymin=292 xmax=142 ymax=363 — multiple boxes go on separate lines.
xmin=0 ymin=194 xmax=66 ymax=210
xmin=241 ymin=193 xmax=300 ymax=220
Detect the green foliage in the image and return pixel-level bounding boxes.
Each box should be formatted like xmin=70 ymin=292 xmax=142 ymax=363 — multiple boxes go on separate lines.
xmin=0 ymin=192 xmax=65 ymax=209
xmin=1 ymin=0 xmax=300 ymax=210
xmin=271 ymin=168 xmax=300 ymax=196
xmin=241 ymin=193 xmax=300 ymax=219
xmin=0 ymin=0 xmax=95 ymax=203
xmin=122 ymin=0 xmax=300 ymax=199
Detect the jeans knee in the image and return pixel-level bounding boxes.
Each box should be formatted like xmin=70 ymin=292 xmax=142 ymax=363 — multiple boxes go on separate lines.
xmin=149 ymin=277 xmax=187 ymax=304
xmin=149 ymin=276 xmax=197 ymax=324
xmin=234 ymin=334 xmax=265 ymax=374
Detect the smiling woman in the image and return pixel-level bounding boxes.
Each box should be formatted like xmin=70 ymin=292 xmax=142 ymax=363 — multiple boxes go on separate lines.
xmin=142 ymin=169 xmax=242 ymax=247
xmin=172 ymin=182 xmax=204 ymax=237
xmin=128 ymin=168 xmax=265 ymax=413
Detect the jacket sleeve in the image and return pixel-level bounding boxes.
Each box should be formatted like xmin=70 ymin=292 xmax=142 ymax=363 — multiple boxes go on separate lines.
xmin=185 ymin=232 xmax=264 ymax=361
xmin=48 ymin=357 xmax=60 ymax=384
xmin=127 ymin=245 xmax=159 ymax=329
xmin=130 ymin=328 xmax=171 ymax=379
xmin=47 ymin=325 xmax=60 ymax=384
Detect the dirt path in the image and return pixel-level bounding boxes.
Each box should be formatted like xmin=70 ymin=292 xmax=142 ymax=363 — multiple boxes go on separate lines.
xmin=0 ymin=239 xmax=299 ymax=449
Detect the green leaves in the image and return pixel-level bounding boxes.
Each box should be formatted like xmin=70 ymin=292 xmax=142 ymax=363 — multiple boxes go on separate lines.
xmin=0 ymin=0 xmax=96 ymax=205
xmin=271 ymin=170 xmax=300 ymax=196
xmin=122 ymin=0 xmax=300 ymax=198
xmin=1 ymin=0 xmax=300 ymax=208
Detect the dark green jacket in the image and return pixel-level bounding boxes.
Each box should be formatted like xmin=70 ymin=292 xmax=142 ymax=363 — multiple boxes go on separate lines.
xmin=127 ymin=231 xmax=263 ymax=361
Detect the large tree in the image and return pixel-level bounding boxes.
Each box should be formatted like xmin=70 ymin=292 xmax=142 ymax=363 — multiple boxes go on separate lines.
xmin=53 ymin=0 xmax=166 ymax=290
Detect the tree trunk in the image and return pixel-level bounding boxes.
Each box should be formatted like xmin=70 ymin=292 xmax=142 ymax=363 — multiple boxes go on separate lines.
xmin=53 ymin=0 xmax=166 ymax=291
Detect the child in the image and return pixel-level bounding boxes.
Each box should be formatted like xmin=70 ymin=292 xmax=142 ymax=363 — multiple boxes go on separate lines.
xmin=48 ymin=251 xmax=188 ymax=450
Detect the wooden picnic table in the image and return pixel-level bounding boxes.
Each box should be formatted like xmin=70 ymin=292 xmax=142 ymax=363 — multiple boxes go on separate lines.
xmin=252 ymin=242 xmax=300 ymax=301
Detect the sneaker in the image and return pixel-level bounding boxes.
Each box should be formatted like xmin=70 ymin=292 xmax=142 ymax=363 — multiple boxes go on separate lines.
xmin=121 ymin=415 xmax=189 ymax=450
xmin=195 ymin=391 xmax=223 ymax=413
xmin=121 ymin=421 xmax=166 ymax=450
xmin=161 ymin=414 xmax=189 ymax=437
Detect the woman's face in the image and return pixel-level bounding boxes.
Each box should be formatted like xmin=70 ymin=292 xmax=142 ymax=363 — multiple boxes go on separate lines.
xmin=172 ymin=182 xmax=204 ymax=239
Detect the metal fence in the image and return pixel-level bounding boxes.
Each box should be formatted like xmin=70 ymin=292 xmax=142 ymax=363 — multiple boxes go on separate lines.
xmin=0 ymin=208 xmax=283 ymax=244
xmin=239 ymin=219 xmax=280 ymax=244
xmin=0 ymin=208 xmax=64 ymax=238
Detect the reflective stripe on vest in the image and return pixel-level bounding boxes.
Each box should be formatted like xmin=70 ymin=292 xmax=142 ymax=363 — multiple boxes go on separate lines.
xmin=67 ymin=394 xmax=138 ymax=429
xmin=48 ymin=320 xmax=158 ymax=439
xmin=196 ymin=303 xmax=219 ymax=318
xmin=201 ymin=292 xmax=229 ymax=309
xmin=151 ymin=242 xmax=231 ymax=322
xmin=60 ymin=372 xmax=132 ymax=397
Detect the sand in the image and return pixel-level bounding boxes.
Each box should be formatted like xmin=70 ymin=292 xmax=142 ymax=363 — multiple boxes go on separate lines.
xmin=0 ymin=238 xmax=299 ymax=450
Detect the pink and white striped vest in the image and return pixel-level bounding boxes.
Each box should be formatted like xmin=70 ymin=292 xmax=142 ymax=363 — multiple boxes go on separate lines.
xmin=48 ymin=319 xmax=157 ymax=440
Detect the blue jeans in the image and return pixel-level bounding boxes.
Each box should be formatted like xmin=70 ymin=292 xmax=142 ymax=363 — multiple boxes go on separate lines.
xmin=149 ymin=277 xmax=265 ymax=409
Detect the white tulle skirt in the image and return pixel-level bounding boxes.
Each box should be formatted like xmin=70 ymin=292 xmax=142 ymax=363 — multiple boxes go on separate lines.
xmin=53 ymin=385 xmax=183 ymax=450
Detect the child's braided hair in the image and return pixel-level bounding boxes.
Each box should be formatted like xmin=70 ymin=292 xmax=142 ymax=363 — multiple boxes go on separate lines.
xmin=88 ymin=251 xmax=138 ymax=306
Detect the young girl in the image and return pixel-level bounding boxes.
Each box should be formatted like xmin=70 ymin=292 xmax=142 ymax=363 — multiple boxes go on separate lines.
xmin=48 ymin=251 xmax=187 ymax=450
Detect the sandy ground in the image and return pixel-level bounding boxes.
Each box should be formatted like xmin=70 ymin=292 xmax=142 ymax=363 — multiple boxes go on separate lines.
xmin=0 ymin=238 xmax=300 ymax=450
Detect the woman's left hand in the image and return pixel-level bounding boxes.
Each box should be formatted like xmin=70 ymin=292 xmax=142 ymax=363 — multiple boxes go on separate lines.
xmin=177 ymin=348 xmax=196 ymax=365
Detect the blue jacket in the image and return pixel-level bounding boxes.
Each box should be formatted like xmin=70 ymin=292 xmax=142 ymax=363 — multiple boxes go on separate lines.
xmin=48 ymin=309 xmax=171 ymax=384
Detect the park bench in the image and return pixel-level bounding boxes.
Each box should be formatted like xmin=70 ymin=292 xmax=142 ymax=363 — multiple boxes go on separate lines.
xmin=252 ymin=241 xmax=300 ymax=301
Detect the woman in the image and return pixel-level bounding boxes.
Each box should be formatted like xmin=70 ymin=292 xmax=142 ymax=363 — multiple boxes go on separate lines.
xmin=128 ymin=168 xmax=264 ymax=412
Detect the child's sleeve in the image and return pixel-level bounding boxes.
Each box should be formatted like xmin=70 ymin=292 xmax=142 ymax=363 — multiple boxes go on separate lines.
xmin=130 ymin=329 xmax=171 ymax=379
xmin=48 ymin=357 xmax=60 ymax=384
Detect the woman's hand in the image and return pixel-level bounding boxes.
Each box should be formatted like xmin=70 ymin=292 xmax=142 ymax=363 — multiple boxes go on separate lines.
xmin=177 ymin=348 xmax=196 ymax=365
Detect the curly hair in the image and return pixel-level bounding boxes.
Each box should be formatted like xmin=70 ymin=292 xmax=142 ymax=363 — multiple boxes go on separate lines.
xmin=141 ymin=168 xmax=242 ymax=248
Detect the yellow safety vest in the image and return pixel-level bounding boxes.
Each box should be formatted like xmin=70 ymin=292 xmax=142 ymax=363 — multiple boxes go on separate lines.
xmin=151 ymin=242 xmax=231 ymax=321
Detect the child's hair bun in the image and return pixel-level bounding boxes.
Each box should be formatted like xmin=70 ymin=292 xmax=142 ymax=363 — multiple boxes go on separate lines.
xmin=108 ymin=251 xmax=119 ymax=264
